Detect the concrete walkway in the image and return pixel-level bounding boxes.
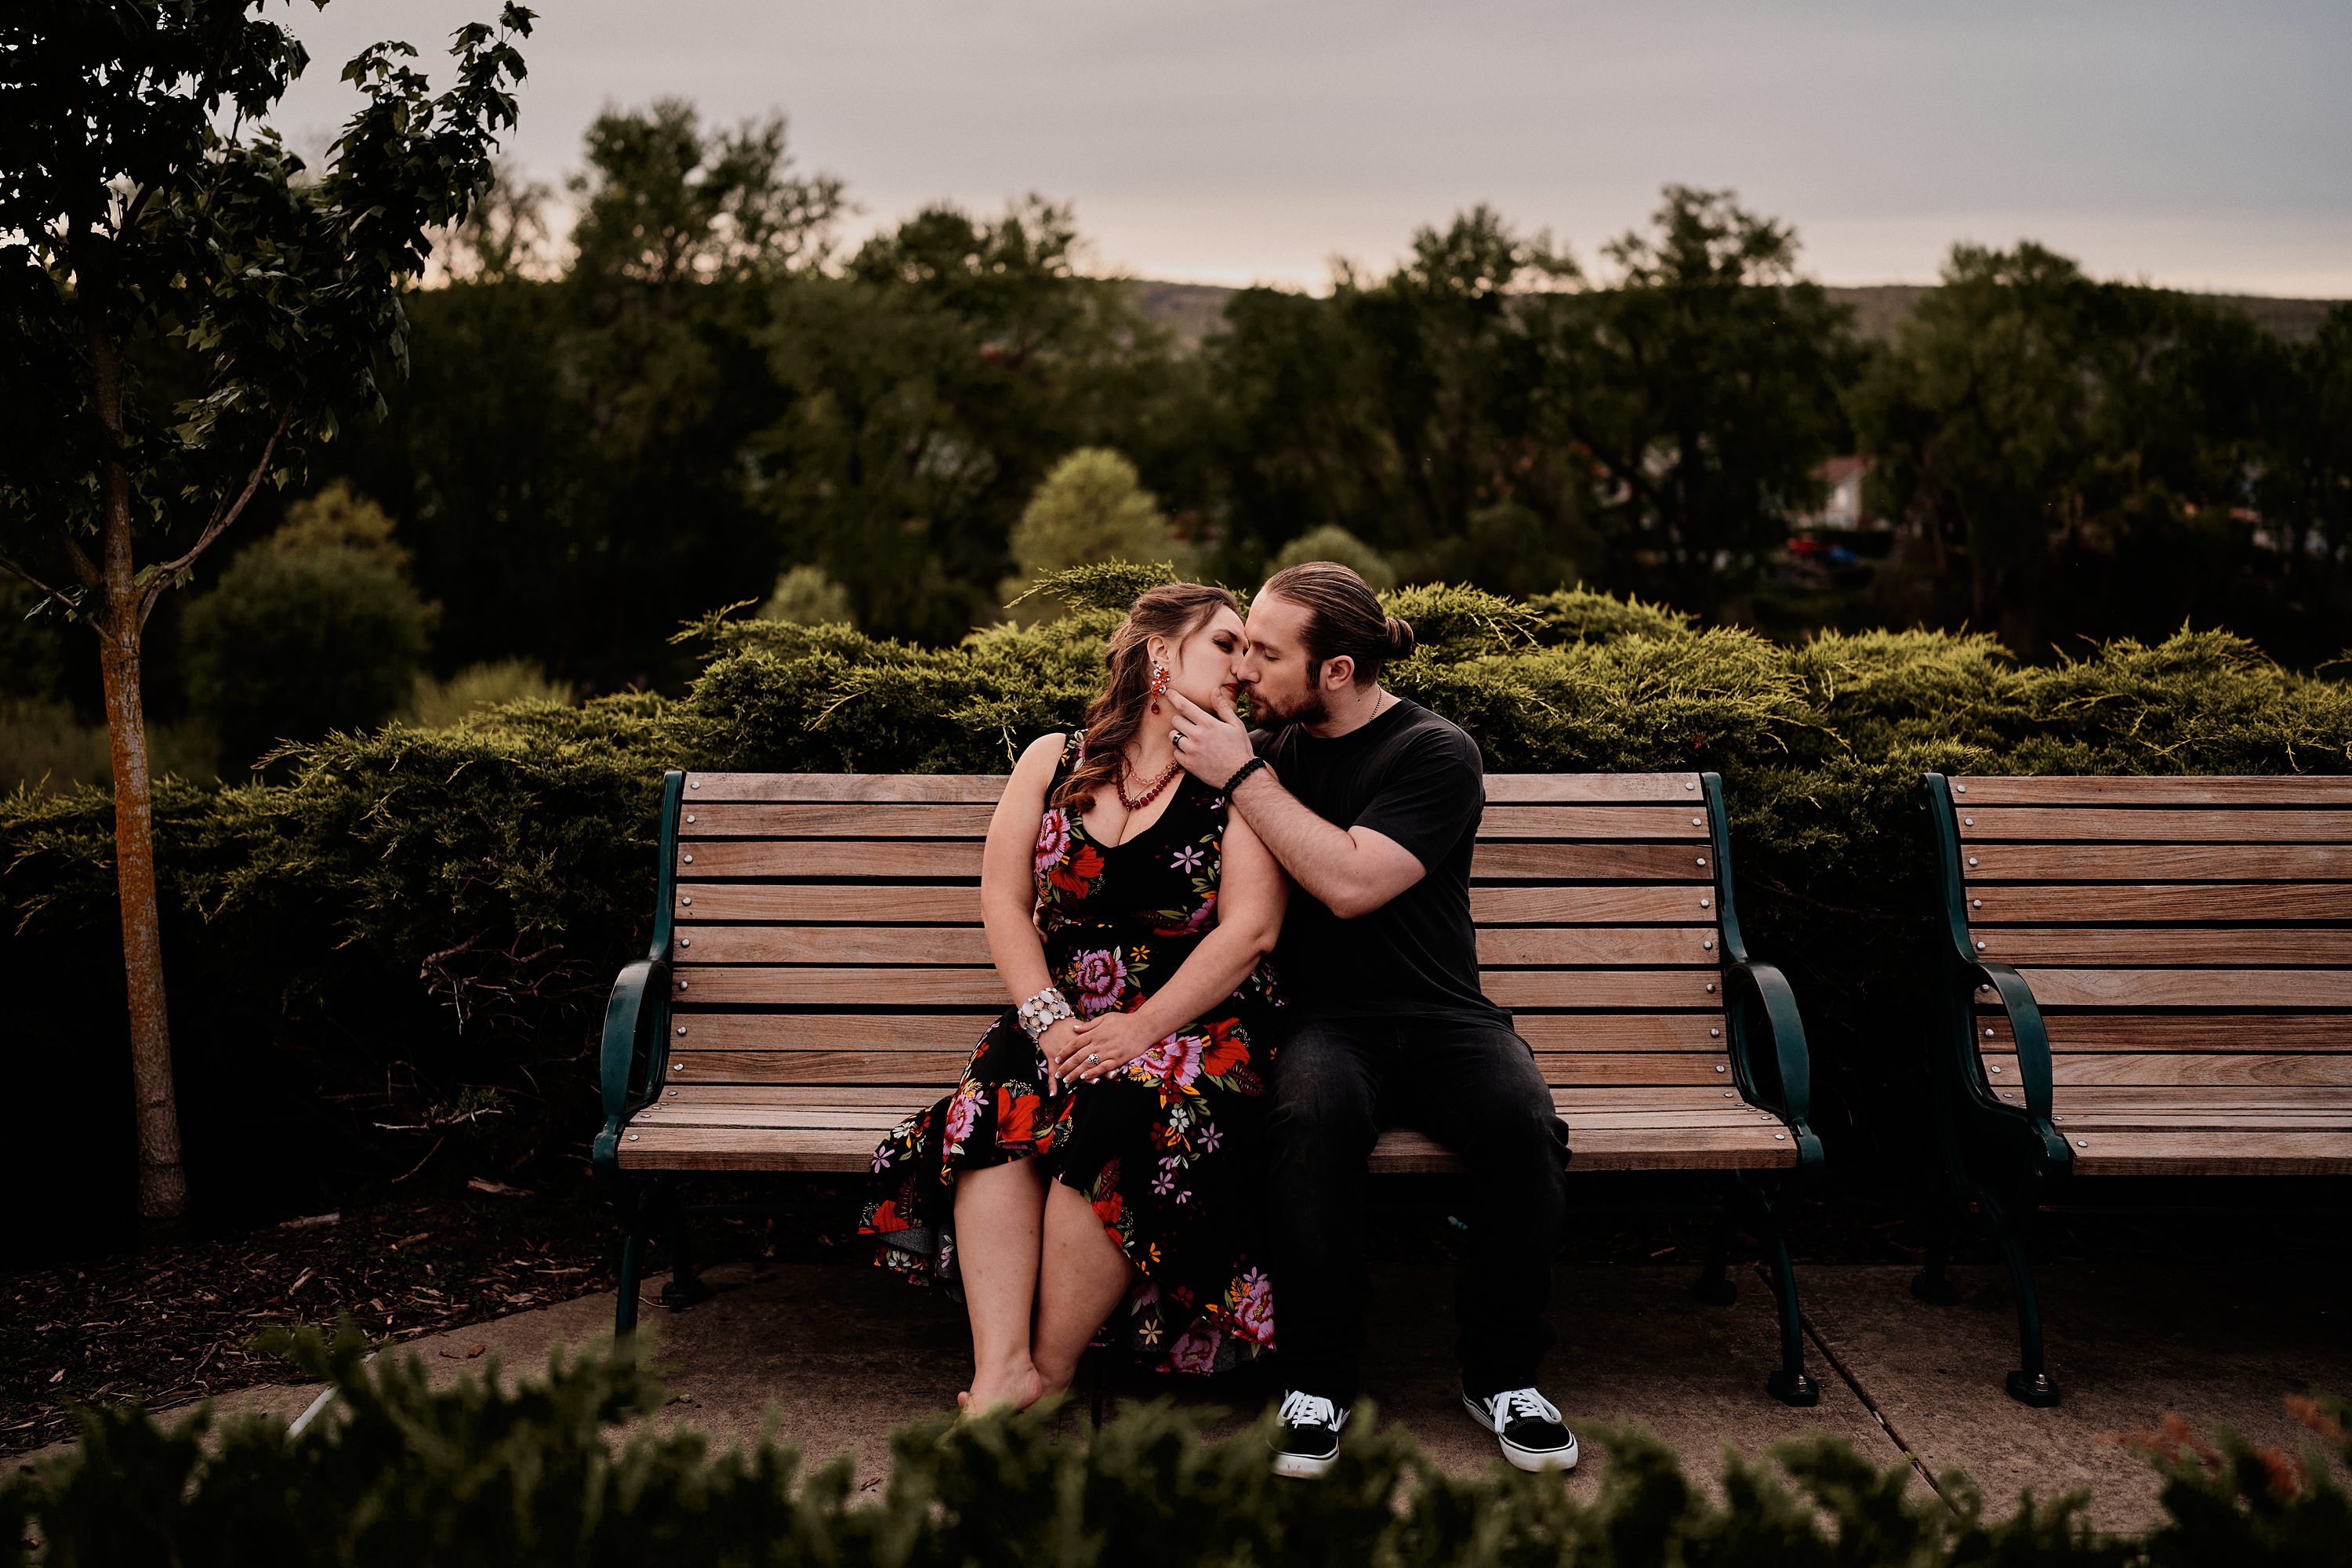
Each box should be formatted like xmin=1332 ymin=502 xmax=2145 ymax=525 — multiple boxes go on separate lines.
xmin=17 ymin=1258 xmax=2349 ymax=1533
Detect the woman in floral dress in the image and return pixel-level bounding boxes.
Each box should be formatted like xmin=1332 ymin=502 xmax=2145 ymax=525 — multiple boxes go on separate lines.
xmin=862 ymin=583 xmax=1286 ymax=1412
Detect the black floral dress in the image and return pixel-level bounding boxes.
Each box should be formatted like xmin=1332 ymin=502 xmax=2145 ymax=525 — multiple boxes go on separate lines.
xmin=860 ymin=732 xmax=1281 ymax=1373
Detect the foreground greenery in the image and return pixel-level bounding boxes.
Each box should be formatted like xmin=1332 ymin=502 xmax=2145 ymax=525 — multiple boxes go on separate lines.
xmin=5 ymin=571 xmax=2348 ymax=1239
xmin=7 ymin=1326 xmax=2349 ymax=1565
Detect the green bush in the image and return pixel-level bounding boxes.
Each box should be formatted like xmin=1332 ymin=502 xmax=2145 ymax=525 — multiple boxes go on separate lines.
xmin=182 ymin=540 xmax=437 ymax=775
xmin=405 ymin=659 xmax=577 ymax=729
xmin=6 ymin=1327 xmax=2347 ymax=1566
xmin=1273 ymin=524 xmax=1397 ymax=592
xmin=4 ymin=574 xmax=2349 ymax=1221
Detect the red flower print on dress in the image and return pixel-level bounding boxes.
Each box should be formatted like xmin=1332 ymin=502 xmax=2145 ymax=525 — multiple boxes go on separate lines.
xmin=867 ymin=1199 xmax=908 ymax=1235
xmin=997 ymin=1087 xmax=1042 ymax=1145
xmin=1067 ymin=948 xmax=1130 ymax=1016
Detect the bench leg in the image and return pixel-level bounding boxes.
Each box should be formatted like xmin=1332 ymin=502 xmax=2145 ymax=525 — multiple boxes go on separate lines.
xmin=659 ymin=1181 xmax=716 ymax=1311
xmin=1692 ymin=1207 xmax=1739 ymax=1305
xmin=1909 ymin=1213 xmax=1962 ymax=1306
xmin=616 ymin=1226 xmax=647 ymax=1337
xmin=1737 ymin=1178 xmax=1820 ymax=1407
xmin=1967 ymin=1180 xmax=2059 ymax=1407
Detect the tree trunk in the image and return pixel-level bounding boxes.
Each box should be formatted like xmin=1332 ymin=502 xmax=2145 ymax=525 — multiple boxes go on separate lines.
xmin=97 ymin=461 xmax=189 ymax=1225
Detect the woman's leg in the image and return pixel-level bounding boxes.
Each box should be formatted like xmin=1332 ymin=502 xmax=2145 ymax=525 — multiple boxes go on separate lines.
xmin=1029 ymin=1178 xmax=1137 ymax=1394
xmin=953 ymin=1156 xmax=1051 ymax=1410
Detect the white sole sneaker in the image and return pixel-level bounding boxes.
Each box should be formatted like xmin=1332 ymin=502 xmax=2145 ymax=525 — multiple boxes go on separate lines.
xmin=1462 ymin=1393 xmax=1579 ymax=1472
xmin=1270 ymin=1447 xmax=1339 ymax=1479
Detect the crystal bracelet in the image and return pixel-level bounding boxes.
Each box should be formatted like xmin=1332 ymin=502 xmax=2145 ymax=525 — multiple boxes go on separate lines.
xmin=1017 ymin=986 xmax=1075 ymax=1041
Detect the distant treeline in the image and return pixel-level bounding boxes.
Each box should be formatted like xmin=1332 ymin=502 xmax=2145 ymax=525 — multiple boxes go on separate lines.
xmin=10 ymin=98 xmax=2347 ymax=739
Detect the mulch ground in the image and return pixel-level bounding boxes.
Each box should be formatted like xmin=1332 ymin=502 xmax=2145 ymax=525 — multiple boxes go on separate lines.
xmin=0 ymin=1174 xmax=855 ymax=1458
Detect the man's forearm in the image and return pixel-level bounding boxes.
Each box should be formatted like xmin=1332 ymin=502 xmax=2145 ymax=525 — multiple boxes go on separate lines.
xmin=1227 ymin=768 xmax=1367 ymax=913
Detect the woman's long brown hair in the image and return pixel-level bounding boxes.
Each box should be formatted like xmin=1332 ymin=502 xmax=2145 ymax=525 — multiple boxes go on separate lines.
xmin=1053 ymin=583 xmax=1240 ymax=815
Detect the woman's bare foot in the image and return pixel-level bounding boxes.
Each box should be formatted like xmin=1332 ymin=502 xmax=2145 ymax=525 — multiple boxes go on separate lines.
xmin=961 ymin=1358 xmax=1047 ymax=1414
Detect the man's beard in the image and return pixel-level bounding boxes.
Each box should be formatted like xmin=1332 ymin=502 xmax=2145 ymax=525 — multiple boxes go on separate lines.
xmin=1250 ymin=684 xmax=1327 ymax=728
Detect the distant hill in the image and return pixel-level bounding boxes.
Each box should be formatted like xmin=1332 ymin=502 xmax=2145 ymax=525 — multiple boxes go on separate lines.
xmin=1122 ymin=278 xmax=2342 ymax=347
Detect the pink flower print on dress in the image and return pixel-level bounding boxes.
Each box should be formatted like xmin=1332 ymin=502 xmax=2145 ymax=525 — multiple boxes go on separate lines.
xmin=1067 ymin=948 xmax=1130 ymax=1016
xmin=1033 ymin=808 xmax=1071 ymax=878
xmin=1163 ymin=1321 xmax=1223 ymax=1375
xmin=1170 ymin=844 xmax=1207 ymax=875
xmin=1129 ymin=1031 xmax=1207 ymax=1099
xmin=1176 ymin=891 xmax=1218 ymax=935
xmin=1228 ymin=1268 xmax=1275 ymax=1345
xmin=943 ymin=1084 xmax=983 ymax=1147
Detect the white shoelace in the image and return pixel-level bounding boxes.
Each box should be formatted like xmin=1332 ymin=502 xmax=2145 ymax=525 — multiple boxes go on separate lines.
xmin=1479 ymin=1387 xmax=1562 ymax=1433
xmin=1279 ymin=1390 xmax=1344 ymax=1429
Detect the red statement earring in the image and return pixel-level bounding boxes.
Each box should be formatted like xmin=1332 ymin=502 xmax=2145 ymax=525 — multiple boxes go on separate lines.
xmin=1149 ymin=659 xmax=1170 ymax=714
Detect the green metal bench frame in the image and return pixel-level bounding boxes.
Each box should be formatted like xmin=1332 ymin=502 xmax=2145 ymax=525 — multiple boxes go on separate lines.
xmin=1911 ymin=771 xmax=2073 ymax=1406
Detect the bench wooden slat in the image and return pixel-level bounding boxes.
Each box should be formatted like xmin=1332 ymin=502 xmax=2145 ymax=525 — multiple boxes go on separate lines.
xmin=685 ymin=773 xmax=1010 ymax=803
xmin=614 ymin=1121 xmax=1803 ymax=1173
xmin=1966 ymin=884 xmax=2352 ymax=924
xmin=1952 ymin=777 xmax=2352 ymax=807
xmin=671 ymin=965 xmax=1729 ymax=1009
xmin=1472 ymin=844 xmax=1715 ymax=881
xmin=675 ymin=840 xmax=1721 ymax=884
xmin=666 ymin=1010 xmax=1732 ymax=1053
xmin=1471 ymin=805 xmax=1711 ymax=840
xmin=1973 ymin=1012 xmax=2352 ymax=1052
xmin=1483 ymin=774 xmax=1704 ymax=801
xmin=643 ymin=1083 xmax=1775 ymax=1112
xmin=683 ymin=771 xmax=1726 ymax=805
xmin=681 ymin=840 xmax=985 ymax=878
xmin=665 ymin=1047 xmax=1745 ymax=1087
xmin=1479 ymin=927 xmax=1719 ymax=965
xmin=1979 ymin=1053 xmax=2352 ymax=1087
xmin=2012 ymin=968 xmax=2352 ymax=1008
xmin=681 ymin=800 xmax=1724 ymax=845
xmin=1958 ymin=844 xmax=2352 ymax=882
xmin=2063 ymin=1131 xmax=2352 ymax=1177
xmin=1956 ymin=808 xmax=2352 ymax=844
xmin=673 ymin=924 xmax=1728 ymax=968
xmin=1472 ymin=886 xmax=1720 ymax=924
xmin=1970 ymin=928 xmax=2352 ymax=967
xmin=682 ymin=804 xmax=998 ymax=839
xmin=670 ymin=885 xmax=987 ymax=923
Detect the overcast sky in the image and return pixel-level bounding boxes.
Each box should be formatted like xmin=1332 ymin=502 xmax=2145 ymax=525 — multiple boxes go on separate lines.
xmin=269 ymin=0 xmax=2352 ymax=296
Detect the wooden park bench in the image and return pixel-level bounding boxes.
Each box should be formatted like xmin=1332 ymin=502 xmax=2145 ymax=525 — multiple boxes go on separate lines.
xmin=1914 ymin=773 xmax=2352 ymax=1405
xmin=593 ymin=769 xmax=1828 ymax=1404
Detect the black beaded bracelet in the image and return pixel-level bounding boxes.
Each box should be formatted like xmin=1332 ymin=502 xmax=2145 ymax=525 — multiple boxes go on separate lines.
xmin=1221 ymin=756 xmax=1269 ymax=794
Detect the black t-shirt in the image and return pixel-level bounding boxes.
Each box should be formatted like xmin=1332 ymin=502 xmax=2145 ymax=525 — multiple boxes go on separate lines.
xmin=1255 ymin=697 xmax=1506 ymax=1025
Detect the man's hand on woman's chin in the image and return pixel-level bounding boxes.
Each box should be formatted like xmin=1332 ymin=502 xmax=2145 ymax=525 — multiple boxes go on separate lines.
xmin=1164 ymin=688 xmax=1253 ymax=788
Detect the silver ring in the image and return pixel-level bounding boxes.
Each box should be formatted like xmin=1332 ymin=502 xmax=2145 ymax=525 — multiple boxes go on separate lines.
xmin=1087 ymin=1052 xmax=1099 ymax=1064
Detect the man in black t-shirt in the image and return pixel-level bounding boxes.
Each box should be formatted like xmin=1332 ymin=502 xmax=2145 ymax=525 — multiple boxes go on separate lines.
xmin=1164 ymin=563 xmax=1576 ymax=1480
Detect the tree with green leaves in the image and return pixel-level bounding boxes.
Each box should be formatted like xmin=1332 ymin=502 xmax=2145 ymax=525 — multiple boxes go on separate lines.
xmin=0 ymin=0 xmax=532 ymax=1221
xmin=763 ymin=198 xmax=1185 ymax=642
xmin=1539 ymin=186 xmax=1859 ymax=609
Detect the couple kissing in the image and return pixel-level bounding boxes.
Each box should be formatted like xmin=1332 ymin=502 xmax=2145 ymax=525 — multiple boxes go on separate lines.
xmin=861 ymin=561 xmax=1577 ymax=1478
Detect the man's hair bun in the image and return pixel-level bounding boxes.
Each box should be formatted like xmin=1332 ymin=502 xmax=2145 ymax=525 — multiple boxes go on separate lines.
xmin=1384 ymin=615 xmax=1416 ymax=660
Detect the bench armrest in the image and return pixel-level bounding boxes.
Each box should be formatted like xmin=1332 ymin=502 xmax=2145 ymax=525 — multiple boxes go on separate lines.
xmin=592 ymin=957 xmax=669 ymax=1174
xmin=1723 ymin=958 xmax=1824 ymax=1169
xmin=1957 ymin=957 xmax=2072 ymax=1171
xmin=593 ymin=770 xmax=688 ymax=1178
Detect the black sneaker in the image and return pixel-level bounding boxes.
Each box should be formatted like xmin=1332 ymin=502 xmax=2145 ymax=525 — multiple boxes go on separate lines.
xmin=1464 ymin=1386 xmax=1578 ymax=1472
xmin=1269 ymin=1389 xmax=1351 ymax=1479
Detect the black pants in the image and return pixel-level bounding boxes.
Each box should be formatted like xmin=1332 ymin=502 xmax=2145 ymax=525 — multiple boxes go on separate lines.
xmin=1267 ymin=1014 xmax=1571 ymax=1404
